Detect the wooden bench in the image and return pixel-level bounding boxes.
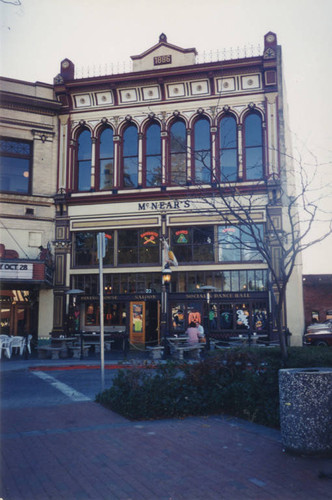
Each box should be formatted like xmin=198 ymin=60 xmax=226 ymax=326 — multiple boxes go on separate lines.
xmin=168 ymin=341 xmax=204 ymax=360
xmin=146 ymin=346 xmax=164 ymax=360
xmin=37 ymin=346 xmax=64 ymax=360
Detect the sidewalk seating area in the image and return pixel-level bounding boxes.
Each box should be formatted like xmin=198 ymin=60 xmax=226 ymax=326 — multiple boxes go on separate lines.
xmin=0 ymin=335 xmax=32 ymax=359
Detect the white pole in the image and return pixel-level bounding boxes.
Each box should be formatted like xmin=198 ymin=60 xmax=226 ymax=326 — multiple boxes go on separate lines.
xmin=97 ymin=233 xmax=105 ymax=391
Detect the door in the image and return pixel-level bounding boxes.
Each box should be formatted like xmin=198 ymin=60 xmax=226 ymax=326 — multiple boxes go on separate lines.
xmin=145 ymin=301 xmax=160 ymax=346
xmin=129 ymin=301 xmax=145 ymax=347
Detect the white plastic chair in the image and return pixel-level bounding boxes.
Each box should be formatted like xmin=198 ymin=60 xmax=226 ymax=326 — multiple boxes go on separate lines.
xmin=0 ymin=336 xmax=12 ymax=359
xmin=10 ymin=336 xmax=25 ymax=355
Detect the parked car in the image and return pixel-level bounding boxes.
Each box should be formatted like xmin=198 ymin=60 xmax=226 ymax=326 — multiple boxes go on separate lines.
xmin=304 ymin=319 xmax=332 ymax=346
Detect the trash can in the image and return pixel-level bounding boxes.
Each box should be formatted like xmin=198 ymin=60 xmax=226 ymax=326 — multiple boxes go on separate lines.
xmin=279 ymin=368 xmax=332 ymax=456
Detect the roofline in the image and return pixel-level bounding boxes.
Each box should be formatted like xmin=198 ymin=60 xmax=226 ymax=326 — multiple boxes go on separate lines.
xmin=56 ymin=55 xmax=264 ymax=90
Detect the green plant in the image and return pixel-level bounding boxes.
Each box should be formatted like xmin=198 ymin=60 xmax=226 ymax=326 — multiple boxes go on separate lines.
xmin=96 ymin=347 xmax=332 ymax=426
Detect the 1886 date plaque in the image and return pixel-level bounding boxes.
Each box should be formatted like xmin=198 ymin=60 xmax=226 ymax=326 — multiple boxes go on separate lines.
xmin=154 ymin=55 xmax=172 ymax=65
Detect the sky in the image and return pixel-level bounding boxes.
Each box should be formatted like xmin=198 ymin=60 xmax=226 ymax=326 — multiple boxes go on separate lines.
xmin=0 ymin=0 xmax=331 ymax=274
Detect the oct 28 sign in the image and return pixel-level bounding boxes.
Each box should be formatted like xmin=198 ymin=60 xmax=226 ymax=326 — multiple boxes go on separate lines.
xmin=0 ymin=262 xmax=33 ymax=280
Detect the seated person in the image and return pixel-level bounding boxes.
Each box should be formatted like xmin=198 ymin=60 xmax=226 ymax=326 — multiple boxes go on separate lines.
xmin=186 ymin=322 xmax=200 ymax=345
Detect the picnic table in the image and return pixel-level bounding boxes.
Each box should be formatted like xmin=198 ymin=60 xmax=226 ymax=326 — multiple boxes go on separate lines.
xmin=167 ymin=336 xmax=204 ymax=360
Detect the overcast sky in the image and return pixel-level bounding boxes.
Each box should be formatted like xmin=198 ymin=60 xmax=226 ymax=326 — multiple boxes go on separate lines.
xmin=1 ymin=0 xmax=331 ymax=274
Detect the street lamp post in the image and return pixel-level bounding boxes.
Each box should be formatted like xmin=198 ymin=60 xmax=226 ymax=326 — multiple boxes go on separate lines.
xmin=66 ymin=289 xmax=84 ymax=357
xmin=161 ymin=264 xmax=172 ymax=357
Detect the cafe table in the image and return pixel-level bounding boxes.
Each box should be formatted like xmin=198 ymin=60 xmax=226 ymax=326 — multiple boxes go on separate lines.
xmin=229 ymin=333 xmax=267 ymax=345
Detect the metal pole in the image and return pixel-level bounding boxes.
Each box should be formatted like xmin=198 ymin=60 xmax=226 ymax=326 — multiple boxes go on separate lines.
xmin=98 ymin=233 xmax=105 ymax=392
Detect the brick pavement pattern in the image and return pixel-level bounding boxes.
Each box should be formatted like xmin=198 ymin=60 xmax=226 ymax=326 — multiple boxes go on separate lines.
xmin=1 ymin=400 xmax=332 ymax=500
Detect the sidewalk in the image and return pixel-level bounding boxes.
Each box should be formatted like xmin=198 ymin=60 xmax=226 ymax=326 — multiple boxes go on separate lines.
xmin=2 ymin=400 xmax=332 ymax=500
xmin=1 ymin=352 xmax=332 ymax=499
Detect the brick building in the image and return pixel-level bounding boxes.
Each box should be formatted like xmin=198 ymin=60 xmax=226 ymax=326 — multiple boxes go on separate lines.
xmin=0 ymin=78 xmax=60 ymax=338
xmin=302 ymin=274 xmax=332 ymax=326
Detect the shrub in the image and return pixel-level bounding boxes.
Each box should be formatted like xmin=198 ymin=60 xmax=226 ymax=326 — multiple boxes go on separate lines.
xmin=96 ymin=347 xmax=332 ymax=426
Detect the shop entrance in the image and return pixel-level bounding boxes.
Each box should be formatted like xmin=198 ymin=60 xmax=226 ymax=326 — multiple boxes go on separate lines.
xmin=0 ymin=291 xmax=31 ymax=336
xmin=129 ymin=300 xmax=159 ymax=347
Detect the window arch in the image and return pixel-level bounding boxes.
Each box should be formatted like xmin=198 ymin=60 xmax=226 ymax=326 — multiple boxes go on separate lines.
xmin=219 ymin=115 xmax=237 ymax=182
xmin=122 ymin=124 xmax=138 ymax=188
xmin=244 ymin=113 xmax=264 ymax=180
xmin=99 ymin=127 xmax=114 ymax=190
xmin=77 ymin=129 xmax=92 ymax=191
xmin=193 ymin=117 xmax=211 ymax=184
xmin=145 ymin=122 xmax=162 ymax=187
xmin=169 ymin=120 xmax=186 ymax=185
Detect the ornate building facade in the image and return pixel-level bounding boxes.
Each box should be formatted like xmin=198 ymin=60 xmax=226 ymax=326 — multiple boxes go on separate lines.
xmin=51 ymin=32 xmax=304 ymax=346
xmin=0 ymin=32 xmax=304 ymax=346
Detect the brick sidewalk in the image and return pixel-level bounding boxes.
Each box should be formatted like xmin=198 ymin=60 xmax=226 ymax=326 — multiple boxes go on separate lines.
xmin=1 ymin=400 xmax=332 ymax=500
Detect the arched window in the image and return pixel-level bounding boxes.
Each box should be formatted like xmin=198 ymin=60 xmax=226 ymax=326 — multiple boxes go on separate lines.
xmin=145 ymin=122 xmax=161 ymax=187
xmin=99 ymin=127 xmax=114 ymax=190
xmin=123 ymin=124 xmax=138 ymax=188
xmin=219 ymin=116 xmax=237 ymax=182
xmin=193 ymin=117 xmax=211 ymax=183
xmin=77 ymin=129 xmax=91 ymax=191
xmin=170 ymin=120 xmax=186 ymax=185
xmin=244 ymin=114 xmax=264 ymax=180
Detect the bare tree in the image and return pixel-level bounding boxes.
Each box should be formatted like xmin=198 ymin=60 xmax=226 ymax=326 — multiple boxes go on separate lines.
xmin=0 ymin=0 xmax=21 ymax=4
xmin=184 ymin=142 xmax=332 ymax=360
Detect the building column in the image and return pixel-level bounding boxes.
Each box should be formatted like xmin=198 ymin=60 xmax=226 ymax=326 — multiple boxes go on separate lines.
xmin=237 ymin=123 xmax=243 ymax=179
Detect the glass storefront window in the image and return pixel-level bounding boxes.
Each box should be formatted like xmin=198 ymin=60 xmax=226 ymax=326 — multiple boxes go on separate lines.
xmin=172 ymin=304 xmax=185 ymax=331
xmin=171 ymin=226 xmax=214 ymax=263
xmin=84 ymin=302 xmax=126 ymax=328
xmin=74 ymin=232 xmax=113 ymax=267
xmin=235 ymin=303 xmax=250 ymax=330
xmin=220 ymin=304 xmax=234 ymax=330
xmin=218 ymin=224 xmax=263 ymax=262
xmin=118 ymin=228 xmax=160 ymax=265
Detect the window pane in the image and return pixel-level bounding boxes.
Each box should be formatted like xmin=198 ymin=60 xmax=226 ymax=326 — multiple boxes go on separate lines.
xmin=0 ymin=157 xmax=30 ymax=193
xmin=245 ymin=114 xmax=262 ymax=146
xmin=78 ymin=130 xmax=91 ymax=160
xmin=123 ymin=125 xmax=138 ymax=156
xmin=220 ymin=149 xmax=237 ymax=181
xmin=123 ymin=157 xmax=138 ymax=187
xmin=75 ymin=233 xmax=96 ymax=266
xmin=218 ymin=227 xmax=241 ymax=261
xmin=78 ymin=160 xmax=92 ymax=191
xmin=170 ymin=121 xmax=186 ymax=185
xmin=78 ymin=130 xmax=91 ymax=191
xmin=139 ymin=229 xmax=160 ymax=264
xmin=220 ymin=304 xmax=233 ymax=329
xmin=170 ymin=121 xmax=186 ymax=153
xmin=123 ymin=125 xmax=138 ymax=187
xmin=0 ymin=139 xmax=32 ymax=194
xmin=195 ymin=154 xmax=211 ymax=183
xmin=194 ymin=118 xmax=210 ymax=150
xmin=99 ymin=128 xmax=114 ymax=190
xmin=220 ymin=117 xmax=237 ymax=148
xmin=194 ymin=118 xmax=211 ymax=183
xmin=245 ymin=148 xmax=263 ymax=180
xmin=146 ymin=156 xmax=162 ymax=186
xmin=170 ymin=153 xmax=186 ymax=184
xmin=100 ymin=128 xmax=114 ymax=158
xmin=100 ymin=159 xmax=114 ymax=190
xmin=146 ymin=123 xmax=161 ymax=155
xmin=118 ymin=228 xmax=159 ymax=265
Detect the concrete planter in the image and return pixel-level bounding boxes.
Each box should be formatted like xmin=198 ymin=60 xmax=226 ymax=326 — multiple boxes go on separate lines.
xmin=279 ymin=368 xmax=332 ymax=456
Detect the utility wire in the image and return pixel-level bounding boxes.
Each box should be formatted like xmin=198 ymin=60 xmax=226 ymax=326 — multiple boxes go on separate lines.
xmin=0 ymin=219 xmax=30 ymax=259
